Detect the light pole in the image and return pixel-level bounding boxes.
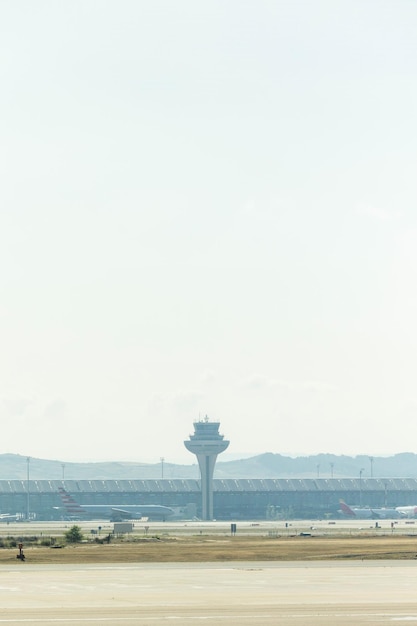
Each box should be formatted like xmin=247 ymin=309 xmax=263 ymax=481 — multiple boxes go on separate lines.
xmin=26 ymin=457 xmax=30 ymax=520
xmin=316 ymin=464 xmax=320 ymax=478
xmin=160 ymin=457 xmax=165 ymax=479
xmin=330 ymin=463 xmax=334 ymax=479
xmin=359 ymin=468 xmax=365 ymax=506
xmin=369 ymin=456 xmax=374 ymax=478
xmin=62 ymin=463 xmax=65 ymax=481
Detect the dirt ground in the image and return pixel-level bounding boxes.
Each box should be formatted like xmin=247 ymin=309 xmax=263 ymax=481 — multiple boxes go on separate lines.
xmin=3 ymin=535 xmax=417 ymax=564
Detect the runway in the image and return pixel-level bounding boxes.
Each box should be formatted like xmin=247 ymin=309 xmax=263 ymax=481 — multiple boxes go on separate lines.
xmin=1 ymin=561 xmax=417 ymax=625
xmin=1 ymin=517 xmax=417 ymax=539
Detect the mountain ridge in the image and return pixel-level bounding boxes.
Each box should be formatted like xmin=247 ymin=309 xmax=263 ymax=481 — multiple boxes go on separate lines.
xmin=1 ymin=452 xmax=416 ymax=480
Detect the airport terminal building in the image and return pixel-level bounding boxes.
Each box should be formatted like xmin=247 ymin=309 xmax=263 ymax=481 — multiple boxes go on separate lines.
xmin=2 ymin=478 xmax=417 ymax=520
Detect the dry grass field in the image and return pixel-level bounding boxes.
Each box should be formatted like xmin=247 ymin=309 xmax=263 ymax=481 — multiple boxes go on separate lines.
xmin=2 ymin=534 xmax=417 ymax=564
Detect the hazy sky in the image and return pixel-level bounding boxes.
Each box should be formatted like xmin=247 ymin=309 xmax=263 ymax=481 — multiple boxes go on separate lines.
xmin=1 ymin=1 xmax=417 ymax=465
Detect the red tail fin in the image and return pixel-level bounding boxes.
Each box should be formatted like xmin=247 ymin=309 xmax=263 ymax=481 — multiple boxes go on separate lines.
xmin=58 ymin=488 xmax=86 ymax=517
xmin=339 ymin=500 xmax=356 ymax=517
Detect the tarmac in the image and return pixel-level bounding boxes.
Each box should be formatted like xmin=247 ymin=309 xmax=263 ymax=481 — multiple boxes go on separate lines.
xmin=1 ymin=561 xmax=417 ymax=625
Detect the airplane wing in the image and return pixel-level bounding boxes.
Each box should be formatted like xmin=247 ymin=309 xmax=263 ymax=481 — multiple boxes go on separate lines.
xmin=110 ymin=507 xmax=141 ymax=515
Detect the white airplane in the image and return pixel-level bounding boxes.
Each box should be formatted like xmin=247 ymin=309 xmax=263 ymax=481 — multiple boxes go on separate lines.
xmin=56 ymin=487 xmax=174 ymax=521
xmin=339 ymin=500 xmax=401 ymax=519
xmin=395 ymin=505 xmax=417 ymax=518
xmin=0 ymin=513 xmax=19 ymax=522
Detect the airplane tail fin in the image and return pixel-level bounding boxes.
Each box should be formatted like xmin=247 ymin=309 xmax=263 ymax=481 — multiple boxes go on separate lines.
xmin=339 ymin=500 xmax=356 ymax=517
xmin=58 ymin=487 xmax=86 ymax=517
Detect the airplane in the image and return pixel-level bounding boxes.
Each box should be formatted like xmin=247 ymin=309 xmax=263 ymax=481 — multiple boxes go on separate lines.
xmin=0 ymin=513 xmax=19 ymax=522
xmin=394 ymin=505 xmax=417 ymax=518
xmin=56 ymin=488 xmax=174 ymax=521
xmin=339 ymin=500 xmax=402 ymax=519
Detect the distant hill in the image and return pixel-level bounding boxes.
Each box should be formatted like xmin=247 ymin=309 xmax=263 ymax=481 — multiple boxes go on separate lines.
xmin=215 ymin=452 xmax=417 ymax=479
xmin=1 ymin=452 xmax=417 ymax=480
xmin=0 ymin=454 xmax=199 ymax=481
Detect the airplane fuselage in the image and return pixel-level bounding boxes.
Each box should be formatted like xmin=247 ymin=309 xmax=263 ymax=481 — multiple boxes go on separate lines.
xmin=77 ymin=504 xmax=173 ymax=520
xmin=395 ymin=505 xmax=417 ymax=518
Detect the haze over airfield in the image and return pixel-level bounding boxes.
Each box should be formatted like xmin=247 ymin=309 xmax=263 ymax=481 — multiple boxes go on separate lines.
xmin=1 ymin=1 xmax=416 ymax=464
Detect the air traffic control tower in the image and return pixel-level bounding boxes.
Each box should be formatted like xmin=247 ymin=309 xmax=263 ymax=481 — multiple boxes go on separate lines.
xmin=184 ymin=417 xmax=229 ymax=520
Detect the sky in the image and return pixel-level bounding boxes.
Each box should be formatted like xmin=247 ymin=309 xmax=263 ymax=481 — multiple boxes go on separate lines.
xmin=1 ymin=1 xmax=417 ymax=465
